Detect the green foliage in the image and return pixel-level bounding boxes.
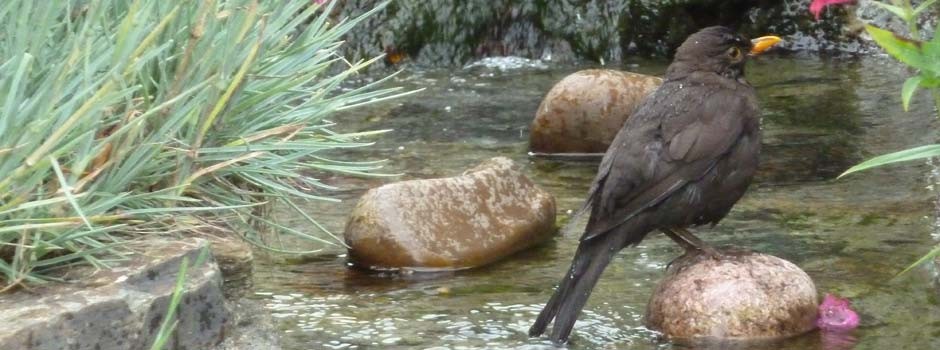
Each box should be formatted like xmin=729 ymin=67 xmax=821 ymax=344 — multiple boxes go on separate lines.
xmin=870 ymin=0 xmax=938 ymax=23
xmin=839 ymin=1 xmax=940 ymax=274
xmin=866 ymin=25 xmax=927 ymax=75
xmin=902 ymin=76 xmax=923 ymax=111
xmin=838 ymin=2 xmax=940 ymax=178
xmin=897 ymin=244 xmax=940 ymax=275
xmin=840 ymin=144 xmax=940 ymax=177
xmin=0 ymin=0 xmax=412 ymax=289
xmin=864 ymin=24 xmax=940 ymax=111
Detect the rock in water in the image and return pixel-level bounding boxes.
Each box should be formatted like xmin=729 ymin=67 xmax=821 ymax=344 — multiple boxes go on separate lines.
xmin=529 ymin=69 xmax=661 ymax=153
xmin=646 ymin=250 xmax=818 ymax=342
xmin=344 ymin=157 xmax=556 ymax=271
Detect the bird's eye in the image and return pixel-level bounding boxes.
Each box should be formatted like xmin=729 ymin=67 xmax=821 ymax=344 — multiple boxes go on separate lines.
xmin=728 ymin=47 xmax=743 ymax=60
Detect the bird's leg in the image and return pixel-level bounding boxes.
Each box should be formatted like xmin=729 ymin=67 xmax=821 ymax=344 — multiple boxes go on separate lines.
xmin=662 ymin=228 xmax=699 ymax=269
xmin=662 ymin=227 xmax=724 ymax=259
xmin=674 ymin=227 xmax=724 ymax=259
xmin=661 ymin=228 xmax=699 ymax=253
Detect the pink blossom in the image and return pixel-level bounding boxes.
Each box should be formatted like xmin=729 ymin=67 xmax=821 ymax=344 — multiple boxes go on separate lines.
xmin=816 ymin=293 xmax=860 ymax=332
xmin=810 ymin=0 xmax=856 ymax=20
xmin=313 ymin=0 xmax=328 ymax=4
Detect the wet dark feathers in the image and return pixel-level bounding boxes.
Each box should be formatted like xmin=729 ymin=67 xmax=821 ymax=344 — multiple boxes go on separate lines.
xmin=530 ymin=26 xmax=763 ymax=344
xmin=580 ymin=74 xmax=757 ymax=242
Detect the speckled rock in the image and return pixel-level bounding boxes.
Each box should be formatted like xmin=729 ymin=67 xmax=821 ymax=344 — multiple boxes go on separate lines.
xmin=209 ymin=237 xmax=254 ymax=299
xmin=212 ymin=299 xmax=281 ymax=350
xmin=646 ymin=250 xmax=818 ymax=342
xmin=529 ymin=69 xmax=661 ymax=153
xmin=344 ymin=157 xmax=556 ymax=271
xmin=0 ymin=239 xmax=227 ymax=350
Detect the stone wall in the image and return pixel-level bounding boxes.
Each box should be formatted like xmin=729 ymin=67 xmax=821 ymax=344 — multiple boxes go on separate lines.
xmin=332 ymin=0 xmax=871 ymax=68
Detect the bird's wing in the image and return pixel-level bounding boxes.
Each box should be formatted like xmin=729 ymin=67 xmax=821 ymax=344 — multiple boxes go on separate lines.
xmin=580 ymin=83 xmax=755 ymax=241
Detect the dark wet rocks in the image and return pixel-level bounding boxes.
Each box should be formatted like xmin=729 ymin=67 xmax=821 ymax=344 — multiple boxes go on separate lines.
xmin=0 ymin=239 xmax=225 ymax=350
xmin=210 ymin=237 xmax=254 ymax=299
xmin=213 ymin=299 xmax=281 ymax=350
xmin=0 ymin=238 xmax=279 ymax=350
xmin=334 ymin=0 xmax=874 ymax=69
xmin=529 ymin=69 xmax=661 ymax=154
xmin=646 ymin=250 xmax=818 ymax=342
xmin=344 ymin=157 xmax=556 ymax=271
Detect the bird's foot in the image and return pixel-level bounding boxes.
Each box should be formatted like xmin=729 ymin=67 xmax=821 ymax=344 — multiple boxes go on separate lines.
xmin=698 ymin=245 xmax=726 ymax=260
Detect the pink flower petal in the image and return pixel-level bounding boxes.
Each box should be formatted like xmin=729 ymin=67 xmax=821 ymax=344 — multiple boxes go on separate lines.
xmin=816 ymin=293 xmax=860 ymax=332
xmin=810 ymin=0 xmax=857 ymax=20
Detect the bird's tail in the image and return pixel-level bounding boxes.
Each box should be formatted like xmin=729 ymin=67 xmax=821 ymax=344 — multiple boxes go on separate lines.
xmin=528 ymin=238 xmax=616 ymax=344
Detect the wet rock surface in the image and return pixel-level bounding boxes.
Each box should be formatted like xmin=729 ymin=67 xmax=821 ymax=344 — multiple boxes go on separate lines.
xmin=344 ymin=157 xmax=556 ymax=271
xmin=213 ymin=299 xmax=281 ymax=350
xmin=646 ymin=250 xmax=818 ymax=342
xmin=335 ymin=0 xmax=872 ymax=68
xmin=529 ymin=69 xmax=661 ymax=153
xmin=209 ymin=237 xmax=255 ymax=299
xmin=0 ymin=239 xmax=226 ymax=350
xmin=0 ymin=238 xmax=279 ymax=350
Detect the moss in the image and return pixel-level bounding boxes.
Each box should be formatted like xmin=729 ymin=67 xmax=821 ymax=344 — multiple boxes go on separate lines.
xmin=779 ymin=211 xmax=816 ymax=231
xmin=856 ymin=212 xmax=883 ymax=226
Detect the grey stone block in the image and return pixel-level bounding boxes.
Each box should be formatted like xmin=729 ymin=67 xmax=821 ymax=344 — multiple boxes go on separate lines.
xmin=0 ymin=239 xmax=227 ymax=350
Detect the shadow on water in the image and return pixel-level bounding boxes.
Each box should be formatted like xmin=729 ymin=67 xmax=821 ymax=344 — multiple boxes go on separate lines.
xmin=252 ymin=56 xmax=940 ymax=350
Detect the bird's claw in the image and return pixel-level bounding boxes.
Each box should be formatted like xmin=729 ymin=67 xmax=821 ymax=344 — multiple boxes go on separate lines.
xmin=699 ymin=246 xmax=726 ymax=260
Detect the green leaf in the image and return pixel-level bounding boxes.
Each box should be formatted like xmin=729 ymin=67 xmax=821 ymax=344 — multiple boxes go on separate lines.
xmin=839 ymin=144 xmax=940 ymax=178
xmin=865 ymin=24 xmax=927 ymax=70
xmin=896 ymin=244 xmax=940 ymax=276
xmin=870 ymin=1 xmax=912 ymax=20
xmin=913 ymin=0 xmax=939 ymax=17
xmin=49 ymin=156 xmax=93 ymax=230
xmin=149 ymin=255 xmax=189 ymax=350
xmin=923 ymin=39 xmax=940 ymax=75
xmin=921 ymin=75 xmax=940 ymax=88
xmin=902 ymin=75 xmax=922 ymax=111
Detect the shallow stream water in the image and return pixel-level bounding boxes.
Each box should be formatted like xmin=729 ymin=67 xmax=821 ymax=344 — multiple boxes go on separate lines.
xmin=251 ymin=56 xmax=940 ymax=350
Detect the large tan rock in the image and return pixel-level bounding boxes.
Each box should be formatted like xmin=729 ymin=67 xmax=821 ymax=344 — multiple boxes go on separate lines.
xmin=646 ymin=250 xmax=818 ymax=343
xmin=529 ymin=69 xmax=662 ymax=153
xmin=344 ymin=157 xmax=556 ymax=271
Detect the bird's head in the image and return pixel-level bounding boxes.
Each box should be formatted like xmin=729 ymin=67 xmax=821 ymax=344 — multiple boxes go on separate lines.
xmin=666 ymin=26 xmax=781 ymax=82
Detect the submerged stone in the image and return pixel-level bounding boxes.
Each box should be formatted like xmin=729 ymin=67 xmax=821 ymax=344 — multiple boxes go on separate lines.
xmin=646 ymin=250 xmax=818 ymax=342
xmin=344 ymin=157 xmax=556 ymax=271
xmin=529 ymin=69 xmax=661 ymax=153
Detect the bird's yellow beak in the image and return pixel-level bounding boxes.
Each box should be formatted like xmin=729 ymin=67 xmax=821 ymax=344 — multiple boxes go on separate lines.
xmin=749 ymin=36 xmax=782 ymax=55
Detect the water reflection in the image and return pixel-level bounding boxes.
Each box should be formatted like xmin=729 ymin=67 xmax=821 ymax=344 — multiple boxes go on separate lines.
xmin=819 ymin=331 xmax=859 ymax=350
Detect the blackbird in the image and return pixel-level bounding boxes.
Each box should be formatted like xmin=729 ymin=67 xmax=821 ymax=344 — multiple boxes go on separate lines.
xmin=529 ymin=26 xmax=782 ymax=344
